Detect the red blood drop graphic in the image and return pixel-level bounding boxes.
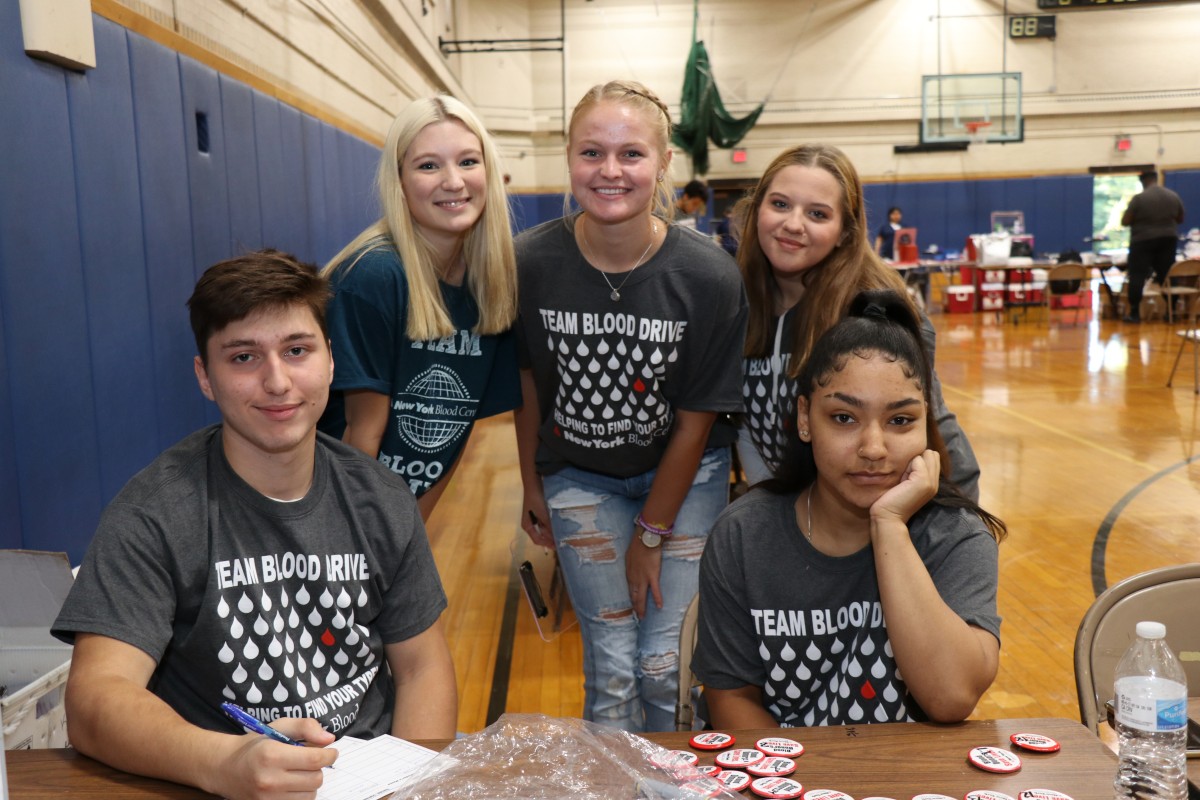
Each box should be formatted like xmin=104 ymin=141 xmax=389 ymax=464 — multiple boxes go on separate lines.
xmin=321 ymin=628 xmax=335 ymax=647
xmin=860 ymin=680 xmax=876 ymax=700
xmin=554 ymin=426 xmax=561 ymax=436
xmin=634 ymin=378 xmax=646 ymax=392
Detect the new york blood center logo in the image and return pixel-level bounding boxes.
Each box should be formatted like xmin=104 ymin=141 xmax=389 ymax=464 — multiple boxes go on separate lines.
xmin=213 ymin=552 xmax=376 ymax=731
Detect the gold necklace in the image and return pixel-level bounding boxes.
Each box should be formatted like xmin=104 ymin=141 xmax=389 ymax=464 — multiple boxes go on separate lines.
xmin=804 ymin=488 xmax=816 ymax=543
xmin=580 ymin=216 xmax=658 ymax=302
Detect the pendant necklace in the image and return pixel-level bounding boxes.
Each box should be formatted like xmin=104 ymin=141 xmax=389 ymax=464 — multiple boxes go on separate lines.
xmin=804 ymin=489 xmax=816 ymax=543
xmin=581 ymin=216 xmax=658 ymax=302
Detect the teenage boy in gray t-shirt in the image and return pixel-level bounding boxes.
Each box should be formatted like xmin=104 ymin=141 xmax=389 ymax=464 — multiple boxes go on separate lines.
xmin=53 ymin=250 xmax=456 ymax=800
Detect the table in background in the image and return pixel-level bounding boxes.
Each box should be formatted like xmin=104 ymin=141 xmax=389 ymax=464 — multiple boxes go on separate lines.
xmin=5 ymin=717 xmax=1117 ymax=799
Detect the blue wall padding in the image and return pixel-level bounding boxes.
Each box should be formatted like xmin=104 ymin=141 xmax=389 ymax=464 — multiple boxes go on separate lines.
xmin=222 ymin=77 xmax=265 ymax=255
xmin=0 ymin=13 xmax=381 ymax=560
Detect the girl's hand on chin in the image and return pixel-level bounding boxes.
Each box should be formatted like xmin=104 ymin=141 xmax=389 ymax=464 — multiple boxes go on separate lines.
xmin=870 ymin=449 xmax=939 ymax=525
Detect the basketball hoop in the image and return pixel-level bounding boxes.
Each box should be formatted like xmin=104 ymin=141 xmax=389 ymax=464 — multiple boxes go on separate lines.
xmin=965 ymin=120 xmax=992 ymax=145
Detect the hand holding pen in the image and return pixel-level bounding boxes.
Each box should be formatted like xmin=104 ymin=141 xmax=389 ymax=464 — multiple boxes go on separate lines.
xmin=221 ymin=702 xmax=305 ymax=746
xmin=214 ymin=703 xmax=337 ymax=799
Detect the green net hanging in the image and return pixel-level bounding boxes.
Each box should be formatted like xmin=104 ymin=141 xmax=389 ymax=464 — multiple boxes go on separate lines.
xmin=671 ymin=2 xmax=765 ymax=175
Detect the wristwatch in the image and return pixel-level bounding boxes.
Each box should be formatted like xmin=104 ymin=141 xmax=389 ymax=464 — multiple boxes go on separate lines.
xmin=637 ymin=521 xmax=667 ymax=548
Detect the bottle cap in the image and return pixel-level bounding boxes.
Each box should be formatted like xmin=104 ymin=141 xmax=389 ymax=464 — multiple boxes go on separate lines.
xmin=1136 ymin=620 xmax=1166 ymax=639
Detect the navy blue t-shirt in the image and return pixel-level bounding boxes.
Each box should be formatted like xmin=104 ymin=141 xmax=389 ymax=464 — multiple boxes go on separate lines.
xmin=320 ymin=241 xmax=520 ymax=496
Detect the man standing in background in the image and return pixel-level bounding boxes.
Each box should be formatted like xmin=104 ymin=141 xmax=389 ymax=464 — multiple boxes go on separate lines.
xmin=1122 ymin=170 xmax=1185 ymax=323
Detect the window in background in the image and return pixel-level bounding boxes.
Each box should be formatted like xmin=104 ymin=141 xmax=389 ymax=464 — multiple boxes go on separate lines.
xmin=1092 ymin=174 xmax=1140 ymax=254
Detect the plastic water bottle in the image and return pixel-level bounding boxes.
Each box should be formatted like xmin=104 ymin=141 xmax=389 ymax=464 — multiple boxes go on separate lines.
xmin=1113 ymin=620 xmax=1188 ymax=799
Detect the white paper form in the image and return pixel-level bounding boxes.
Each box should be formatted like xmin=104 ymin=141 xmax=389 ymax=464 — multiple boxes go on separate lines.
xmin=317 ymin=735 xmax=439 ymax=800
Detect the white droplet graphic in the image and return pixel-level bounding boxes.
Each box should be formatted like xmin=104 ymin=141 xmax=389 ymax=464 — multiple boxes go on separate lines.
xmin=284 ymin=659 xmax=295 ymax=679
xmin=357 ymin=587 xmax=368 ymax=607
xmin=288 ymin=608 xmax=300 ymax=628
xmin=319 ymin=589 xmax=334 ymax=608
xmin=280 ymin=589 xmax=289 ymax=608
xmin=273 ymin=682 xmax=289 ymax=702
xmin=258 ymin=661 xmax=274 ymax=681
xmin=779 ymin=642 xmax=796 ymax=662
xmin=875 ymin=704 xmax=889 ymax=722
xmin=260 ymin=592 xmax=273 ymax=613
xmin=296 ymin=585 xmax=311 ymax=605
xmin=334 ymin=649 xmax=349 ymax=666
xmin=217 ymin=597 xmax=230 ymax=618
xmin=771 ymin=664 xmax=786 ymax=681
xmin=313 ymin=650 xmax=326 ymax=669
xmin=295 ymin=679 xmax=307 ymax=698
xmin=231 ymin=617 xmax=244 ymax=638
xmin=300 ymin=629 xmax=313 ymax=648
xmin=759 ymin=642 xmax=771 ymax=660
xmin=883 ymin=682 xmax=899 ymax=703
xmin=848 ymin=657 xmax=863 ymax=678
xmin=223 ymin=686 xmax=236 ymax=700
xmin=308 ymin=608 xmax=322 ymax=626
xmin=232 ymin=663 xmax=248 ymax=683
xmin=218 ymin=643 xmax=235 ymax=663
xmin=243 ymin=639 xmax=259 ymax=659
xmin=285 ymin=633 xmax=295 ymax=653
xmin=860 ymin=636 xmax=875 ymax=656
xmin=268 ymin=637 xmax=283 ymax=658
xmin=254 ymin=615 xmax=269 ymax=636
xmin=332 ymin=610 xmax=346 ymax=629
xmin=872 ymin=658 xmax=887 ymax=679
xmin=346 ymin=628 xmax=360 ymax=647
xmin=238 ymin=594 xmax=254 ymax=613
xmin=849 ymin=701 xmax=864 ymax=721
xmin=830 ymin=638 xmax=845 ymax=654
xmin=796 ymin=662 xmax=811 ymax=680
xmin=336 ymin=588 xmax=352 ymax=608
xmin=273 ymin=612 xmax=285 ymax=633
xmin=246 ymin=684 xmax=263 ymax=704
xmin=785 ymin=682 xmax=801 ymax=699
xmin=325 ymin=668 xmax=339 ymax=687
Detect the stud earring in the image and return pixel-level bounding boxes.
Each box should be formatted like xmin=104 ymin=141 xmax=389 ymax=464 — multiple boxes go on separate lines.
xmin=800 ymin=430 xmax=809 ymax=439
xmin=657 ymin=173 xmax=664 ymax=182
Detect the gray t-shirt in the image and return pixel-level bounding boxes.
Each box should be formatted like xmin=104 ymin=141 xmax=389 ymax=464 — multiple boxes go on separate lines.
xmin=516 ymin=218 xmax=748 ymax=477
xmin=694 ymin=489 xmax=1000 ymax=727
xmin=53 ymin=426 xmax=447 ymax=738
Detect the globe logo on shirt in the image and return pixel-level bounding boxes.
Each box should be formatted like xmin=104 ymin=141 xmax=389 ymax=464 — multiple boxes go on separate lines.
xmin=396 ymin=366 xmax=476 ymax=451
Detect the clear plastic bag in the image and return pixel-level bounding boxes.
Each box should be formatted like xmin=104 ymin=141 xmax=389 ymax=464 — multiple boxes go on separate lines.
xmin=391 ymin=713 xmax=741 ymax=800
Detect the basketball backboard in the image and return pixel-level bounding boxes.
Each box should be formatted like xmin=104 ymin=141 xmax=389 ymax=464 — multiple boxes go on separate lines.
xmin=922 ymin=73 xmax=1023 ymax=145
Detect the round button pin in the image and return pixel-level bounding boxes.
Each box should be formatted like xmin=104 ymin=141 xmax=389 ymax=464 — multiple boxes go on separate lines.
xmin=965 ymin=791 xmax=1016 ymax=800
xmin=679 ymin=777 xmax=725 ymax=798
xmin=756 ymin=736 xmax=805 ymax=758
xmin=716 ymin=748 xmax=766 ymax=768
xmin=696 ymin=764 xmax=721 ymax=777
xmin=691 ymin=731 xmax=737 ymax=750
xmin=650 ymin=749 xmax=698 ymax=770
xmin=967 ymin=745 xmax=1022 ymax=773
xmin=1008 ymin=732 xmax=1061 ymax=753
xmin=750 ymin=776 xmax=805 ymax=799
xmin=715 ymin=769 xmax=752 ymax=791
xmin=1017 ymin=791 xmax=1074 ymax=800
xmin=802 ymin=790 xmax=854 ymax=800
xmin=911 ymin=794 xmax=956 ymax=799
xmin=747 ymin=756 xmax=797 ymax=778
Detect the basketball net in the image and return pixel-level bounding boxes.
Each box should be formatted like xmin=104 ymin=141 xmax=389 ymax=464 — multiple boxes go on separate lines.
xmin=965 ymin=120 xmax=992 ymax=146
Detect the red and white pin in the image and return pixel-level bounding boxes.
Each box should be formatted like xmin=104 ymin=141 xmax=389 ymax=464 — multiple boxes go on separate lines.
xmin=967 ymin=745 xmax=1022 ymax=773
xmin=860 ymin=797 xmax=901 ymax=800
xmin=714 ymin=770 xmax=752 ymax=791
xmin=964 ymin=791 xmax=1016 ymax=800
xmin=679 ymin=777 xmax=726 ymax=798
xmin=747 ymin=757 xmax=797 ymax=778
xmin=910 ymin=794 xmax=956 ymax=799
xmin=1017 ymin=791 xmax=1074 ymax=800
xmin=650 ymin=749 xmax=698 ymax=769
xmin=750 ymin=776 xmax=805 ymax=799
xmin=695 ymin=764 xmax=721 ymax=777
xmin=716 ymin=748 xmax=766 ymax=768
xmin=691 ymin=731 xmax=737 ymax=750
xmin=1008 ymin=732 xmax=1061 ymax=753
xmin=756 ymin=736 xmax=805 ymax=758
xmin=801 ymin=790 xmax=854 ymax=800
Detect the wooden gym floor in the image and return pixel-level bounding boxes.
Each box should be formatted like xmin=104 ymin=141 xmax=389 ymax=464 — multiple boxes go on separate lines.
xmin=425 ymin=292 xmax=1200 ymax=735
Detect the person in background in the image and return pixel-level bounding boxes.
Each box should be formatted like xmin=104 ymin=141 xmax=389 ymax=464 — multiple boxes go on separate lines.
xmin=318 ymin=95 xmax=520 ymax=518
xmin=714 ymin=204 xmax=740 ymax=257
xmin=1121 ymin=169 xmax=1185 ymax=323
xmin=734 ymin=144 xmax=980 ymax=500
xmin=874 ymin=206 xmax=903 ymax=260
xmin=675 ymin=178 xmax=709 ymax=230
xmin=53 ymin=251 xmax=456 ymax=800
xmin=515 ymin=80 xmax=747 ymax=733
xmin=694 ymin=288 xmax=1004 ymax=730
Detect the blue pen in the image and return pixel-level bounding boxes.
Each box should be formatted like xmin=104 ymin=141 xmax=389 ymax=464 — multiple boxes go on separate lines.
xmin=221 ymin=702 xmax=304 ymax=747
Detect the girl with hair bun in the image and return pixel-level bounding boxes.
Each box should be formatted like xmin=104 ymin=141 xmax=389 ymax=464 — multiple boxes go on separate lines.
xmin=319 ymin=95 xmax=520 ymax=519
xmin=694 ymin=288 xmax=1005 ymax=730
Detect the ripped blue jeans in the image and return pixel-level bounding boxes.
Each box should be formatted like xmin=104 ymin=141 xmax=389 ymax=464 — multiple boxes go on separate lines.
xmin=542 ymin=447 xmax=730 ymax=733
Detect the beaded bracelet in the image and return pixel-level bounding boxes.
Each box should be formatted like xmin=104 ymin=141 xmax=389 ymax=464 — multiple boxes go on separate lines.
xmin=635 ymin=513 xmax=675 ymax=538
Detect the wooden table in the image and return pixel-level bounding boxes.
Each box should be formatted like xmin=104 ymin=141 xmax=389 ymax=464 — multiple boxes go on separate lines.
xmin=5 ymin=717 xmax=1117 ymax=799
